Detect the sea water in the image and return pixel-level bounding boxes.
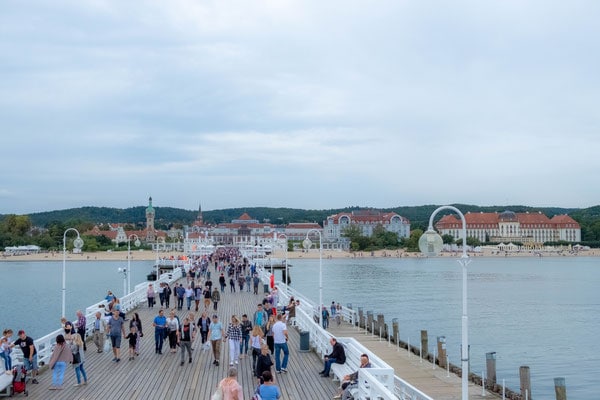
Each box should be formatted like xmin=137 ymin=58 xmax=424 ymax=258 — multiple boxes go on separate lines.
xmin=1 ymin=256 xmax=598 ymax=399
xmin=288 ymin=256 xmax=599 ymax=400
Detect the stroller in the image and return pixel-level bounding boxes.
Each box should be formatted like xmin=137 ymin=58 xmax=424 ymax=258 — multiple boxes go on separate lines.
xmin=11 ymin=365 xmax=28 ymax=396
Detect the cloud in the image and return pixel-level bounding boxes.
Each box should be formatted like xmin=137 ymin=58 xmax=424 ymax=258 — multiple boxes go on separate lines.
xmin=1 ymin=0 xmax=599 ymax=214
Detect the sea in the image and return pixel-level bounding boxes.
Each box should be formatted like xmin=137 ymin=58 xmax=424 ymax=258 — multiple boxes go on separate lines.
xmin=1 ymin=256 xmax=598 ymax=399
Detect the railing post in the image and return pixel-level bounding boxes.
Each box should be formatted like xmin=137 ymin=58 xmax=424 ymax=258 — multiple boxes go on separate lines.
xmin=366 ymin=311 xmax=374 ymax=334
xmin=358 ymin=307 xmax=364 ymax=328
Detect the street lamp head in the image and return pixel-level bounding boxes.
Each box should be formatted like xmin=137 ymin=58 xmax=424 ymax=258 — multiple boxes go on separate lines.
xmin=73 ymin=237 xmax=84 ymax=250
xmin=134 ymin=239 xmax=141 ymax=247
xmin=302 ymin=238 xmax=312 ymax=250
xmin=418 ymin=229 xmax=443 ymax=256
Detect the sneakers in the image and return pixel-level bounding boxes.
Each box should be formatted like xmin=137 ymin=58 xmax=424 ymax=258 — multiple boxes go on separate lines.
xmin=189 ymin=358 xmax=192 ymax=363
xmin=31 ymin=379 xmax=39 ymax=384
xmin=281 ymin=368 xmax=288 ymax=373
xmin=333 ymin=395 xmax=342 ymax=399
xmin=180 ymin=361 xmax=184 ymax=366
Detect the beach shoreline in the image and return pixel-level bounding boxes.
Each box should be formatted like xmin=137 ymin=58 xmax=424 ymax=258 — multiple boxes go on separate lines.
xmin=2 ymin=247 xmax=598 ymax=262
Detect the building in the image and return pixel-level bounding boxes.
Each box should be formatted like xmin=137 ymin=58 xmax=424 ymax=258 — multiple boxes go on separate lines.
xmin=435 ymin=210 xmax=581 ymax=245
xmin=323 ymin=209 xmax=411 ymax=248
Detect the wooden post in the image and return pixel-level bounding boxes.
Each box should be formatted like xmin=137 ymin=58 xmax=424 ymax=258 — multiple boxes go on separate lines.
xmin=421 ymin=330 xmax=428 ymax=358
xmin=554 ymin=377 xmax=567 ymax=400
xmin=392 ymin=318 xmax=399 ymax=344
xmin=366 ymin=311 xmax=373 ymax=333
xmin=377 ymin=314 xmax=385 ymax=337
xmin=358 ymin=307 xmax=364 ymax=328
xmin=520 ymin=366 xmax=531 ymax=399
xmin=486 ymin=352 xmax=497 ymax=387
xmin=437 ymin=336 xmax=447 ymax=368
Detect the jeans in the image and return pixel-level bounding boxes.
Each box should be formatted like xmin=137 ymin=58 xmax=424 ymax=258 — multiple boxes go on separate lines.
xmin=322 ymin=357 xmax=338 ymax=376
xmin=51 ymin=361 xmax=66 ymax=387
xmin=75 ymin=362 xmax=87 ymax=384
xmin=274 ymin=342 xmax=289 ymax=371
xmin=186 ymin=297 xmax=193 ymax=310
xmin=180 ymin=341 xmax=192 ymax=362
xmin=239 ymin=335 xmax=250 ymax=355
xmin=0 ymin=352 xmax=11 ymax=371
xmin=155 ymin=328 xmax=165 ymax=352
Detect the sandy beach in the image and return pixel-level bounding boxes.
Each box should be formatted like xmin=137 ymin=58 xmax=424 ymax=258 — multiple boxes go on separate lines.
xmin=2 ymin=247 xmax=598 ymax=262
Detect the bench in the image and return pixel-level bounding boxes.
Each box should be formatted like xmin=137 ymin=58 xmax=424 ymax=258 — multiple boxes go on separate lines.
xmin=0 ymin=364 xmax=13 ymax=397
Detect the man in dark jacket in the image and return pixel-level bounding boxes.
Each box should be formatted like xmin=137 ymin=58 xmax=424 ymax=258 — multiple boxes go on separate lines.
xmin=319 ymin=337 xmax=346 ymax=377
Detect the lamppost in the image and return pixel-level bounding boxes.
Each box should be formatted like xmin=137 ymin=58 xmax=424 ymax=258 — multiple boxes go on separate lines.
xmin=117 ymin=267 xmax=128 ymax=297
xmin=275 ymin=232 xmax=289 ymax=292
xmin=62 ymin=228 xmax=84 ymax=318
xmin=418 ymin=205 xmax=471 ymax=400
xmin=127 ymin=234 xmax=141 ymax=295
xmin=303 ymin=229 xmax=322 ymax=328
xmin=155 ymin=236 xmax=165 ymax=279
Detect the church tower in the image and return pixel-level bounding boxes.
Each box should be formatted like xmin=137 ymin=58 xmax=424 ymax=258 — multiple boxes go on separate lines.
xmin=196 ymin=203 xmax=203 ymax=226
xmin=145 ymin=196 xmax=156 ymax=242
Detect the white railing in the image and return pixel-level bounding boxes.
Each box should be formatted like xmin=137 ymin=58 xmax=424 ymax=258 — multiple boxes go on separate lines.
xmin=254 ymin=272 xmax=434 ymax=400
xmin=10 ymin=267 xmax=185 ymax=368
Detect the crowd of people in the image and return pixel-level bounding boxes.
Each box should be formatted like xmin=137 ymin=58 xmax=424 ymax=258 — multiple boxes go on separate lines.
xmin=2 ymin=247 xmax=361 ymax=399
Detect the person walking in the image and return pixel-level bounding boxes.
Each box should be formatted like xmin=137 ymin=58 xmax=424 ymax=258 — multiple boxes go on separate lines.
xmin=197 ymin=311 xmax=211 ymax=345
xmin=75 ymin=310 xmax=87 ymax=351
xmin=255 ymin=344 xmax=273 ymax=383
xmin=211 ymin=287 xmax=221 ymax=311
xmin=129 ymin=312 xmax=143 ymax=356
xmin=91 ymin=312 xmax=107 ymax=353
xmin=153 ymin=309 xmax=167 ymax=354
xmin=48 ymin=334 xmax=72 ymax=390
xmin=166 ymin=310 xmax=180 ymax=353
xmin=250 ymin=325 xmax=264 ymax=373
xmin=239 ymin=314 xmax=252 ymax=358
xmin=147 ymin=284 xmax=156 ymax=308
xmin=215 ymin=367 xmax=243 ymax=400
xmin=272 ymin=314 xmax=289 ymax=373
xmin=178 ymin=316 xmax=196 ymax=366
xmin=71 ymin=333 xmax=88 ymax=386
xmin=258 ymin=370 xmax=281 ymax=400
xmin=264 ymin=314 xmax=275 ymax=355
xmin=207 ymin=314 xmax=224 ymax=366
xmin=106 ymin=310 xmax=126 ymax=362
xmin=225 ymin=315 xmax=242 ymax=366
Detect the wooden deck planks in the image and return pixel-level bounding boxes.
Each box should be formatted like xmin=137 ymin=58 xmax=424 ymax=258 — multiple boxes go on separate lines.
xmin=23 ymin=279 xmax=339 ymax=400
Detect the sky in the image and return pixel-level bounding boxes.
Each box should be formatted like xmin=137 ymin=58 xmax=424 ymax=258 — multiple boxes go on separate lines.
xmin=1 ymin=0 xmax=599 ymax=215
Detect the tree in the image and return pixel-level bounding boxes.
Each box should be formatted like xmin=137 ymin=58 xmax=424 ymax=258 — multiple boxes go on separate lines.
xmin=442 ymin=234 xmax=455 ymax=244
xmin=466 ymin=236 xmax=481 ymax=247
xmin=404 ymin=229 xmax=423 ymax=252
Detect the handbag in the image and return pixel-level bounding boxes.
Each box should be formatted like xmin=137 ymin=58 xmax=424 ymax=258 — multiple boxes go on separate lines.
xmin=103 ymin=338 xmax=111 ymax=352
xmin=211 ymin=386 xmax=223 ymax=400
xmin=72 ymin=350 xmax=81 ymax=364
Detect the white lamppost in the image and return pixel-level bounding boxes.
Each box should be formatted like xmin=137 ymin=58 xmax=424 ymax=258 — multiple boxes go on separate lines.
xmin=62 ymin=228 xmax=84 ymax=318
xmin=303 ymin=229 xmax=322 ymax=328
xmin=155 ymin=236 xmax=165 ymax=279
xmin=127 ymin=234 xmax=141 ymax=295
xmin=418 ymin=205 xmax=471 ymax=400
xmin=117 ymin=267 xmax=128 ymax=297
xmin=275 ymin=232 xmax=289 ymax=292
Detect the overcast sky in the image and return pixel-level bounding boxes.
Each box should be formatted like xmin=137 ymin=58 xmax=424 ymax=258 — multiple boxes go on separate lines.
xmin=2 ymin=1 xmax=599 ymax=215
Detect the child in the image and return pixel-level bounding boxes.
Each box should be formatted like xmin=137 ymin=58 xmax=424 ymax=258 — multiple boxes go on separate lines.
xmin=0 ymin=329 xmax=13 ymax=371
xmin=125 ymin=326 xmax=138 ymax=361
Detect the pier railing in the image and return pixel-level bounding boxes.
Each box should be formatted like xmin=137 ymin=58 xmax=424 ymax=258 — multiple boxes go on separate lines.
xmin=10 ymin=267 xmax=184 ymax=367
xmin=258 ymin=269 xmax=434 ymax=400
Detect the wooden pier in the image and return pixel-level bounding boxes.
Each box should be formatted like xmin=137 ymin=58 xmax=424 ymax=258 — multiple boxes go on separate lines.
xmin=23 ymin=281 xmax=338 ymax=399
xmin=326 ymin=321 xmax=501 ymax=400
